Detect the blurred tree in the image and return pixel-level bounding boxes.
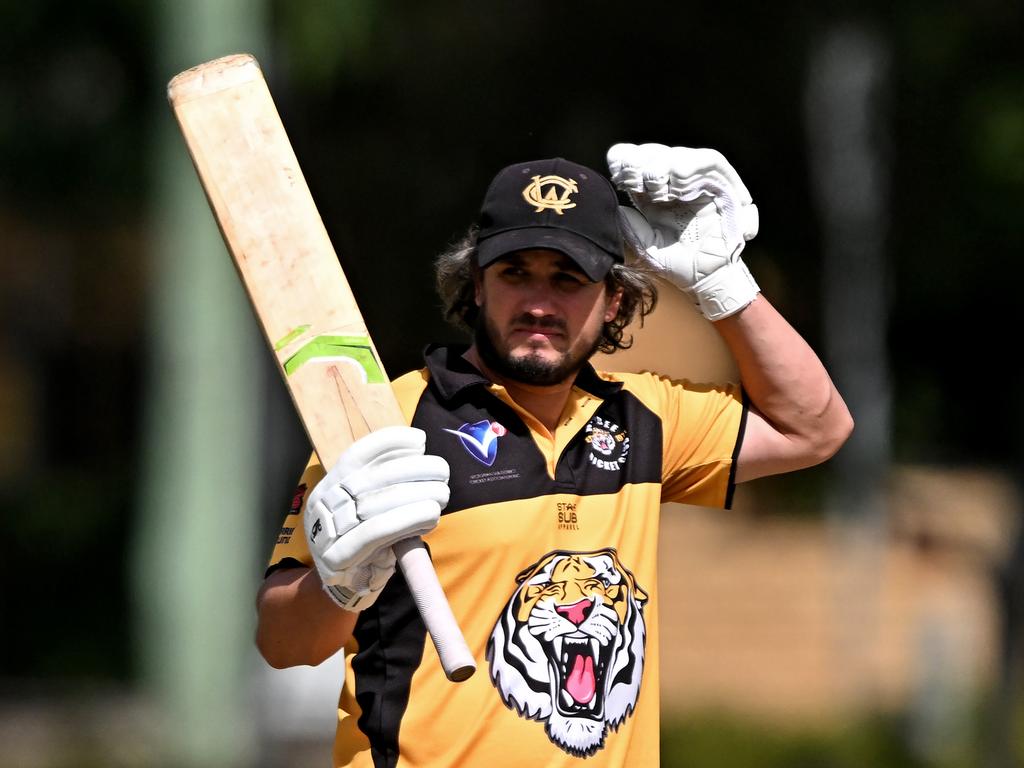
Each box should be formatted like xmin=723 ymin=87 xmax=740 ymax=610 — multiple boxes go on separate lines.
xmin=805 ymin=17 xmax=893 ymax=713
xmin=0 ymin=0 xmax=153 ymax=680
xmin=887 ymin=1 xmax=1024 ymax=464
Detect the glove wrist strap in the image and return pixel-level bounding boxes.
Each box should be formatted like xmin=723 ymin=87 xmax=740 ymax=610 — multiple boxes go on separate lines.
xmin=692 ymin=259 xmax=760 ymax=321
xmin=323 ymin=582 xmax=375 ymax=612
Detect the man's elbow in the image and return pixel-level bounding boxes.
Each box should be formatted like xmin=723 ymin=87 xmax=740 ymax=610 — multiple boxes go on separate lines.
xmin=259 ymin=648 xmax=291 ymax=670
xmin=257 ymin=635 xmax=290 ymax=670
xmin=256 ymin=625 xmax=337 ymax=669
xmin=256 ymin=621 xmax=298 ymax=669
xmin=255 ymin=591 xmax=316 ymax=669
xmin=811 ymin=407 xmax=854 ymax=465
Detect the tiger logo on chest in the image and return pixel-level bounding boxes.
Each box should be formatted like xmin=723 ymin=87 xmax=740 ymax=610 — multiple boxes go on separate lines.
xmin=486 ymin=549 xmax=649 ymax=757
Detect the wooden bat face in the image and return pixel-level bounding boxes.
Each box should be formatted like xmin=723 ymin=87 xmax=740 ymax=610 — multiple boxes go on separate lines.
xmin=168 ymin=54 xmax=403 ymax=467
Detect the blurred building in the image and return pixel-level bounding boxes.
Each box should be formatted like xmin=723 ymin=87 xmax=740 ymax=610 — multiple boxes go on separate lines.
xmin=658 ymin=465 xmax=1016 ymax=725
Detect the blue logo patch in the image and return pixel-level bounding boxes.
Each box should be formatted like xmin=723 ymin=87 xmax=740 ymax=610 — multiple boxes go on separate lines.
xmin=444 ymin=420 xmax=508 ymax=466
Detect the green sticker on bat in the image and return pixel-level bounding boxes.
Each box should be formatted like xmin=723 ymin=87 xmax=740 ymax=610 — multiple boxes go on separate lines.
xmin=282 ymin=335 xmax=385 ymax=383
xmin=274 ymin=324 xmax=311 ymax=351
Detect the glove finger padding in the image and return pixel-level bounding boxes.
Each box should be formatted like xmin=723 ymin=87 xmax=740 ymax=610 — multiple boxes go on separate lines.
xmin=608 ymin=141 xmax=761 ymax=321
xmin=354 ymin=480 xmax=450 ymax=520
xmin=607 ymin=142 xmax=649 ymax=192
xmin=320 ymin=499 xmax=442 ymax=572
xmin=323 ymin=546 xmax=397 ymax=591
xmin=363 ymin=547 xmax=399 ymax=593
xmin=321 ymin=548 xmax=401 ymax=614
xmin=308 ymin=475 xmax=448 ymax=550
xmin=672 ymin=171 xmax=759 ymax=246
xmin=639 ymin=146 xmax=673 ymax=201
xmin=303 ymin=425 xmax=450 ymax=611
xmin=321 ymin=545 xmax=398 ymax=612
xmin=339 ymin=454 xmax=450 ymax=499
xmin=325 ymin=425 xmax=427 ymax=481
xmin=666 ymin=146 xmax=753 ymax=204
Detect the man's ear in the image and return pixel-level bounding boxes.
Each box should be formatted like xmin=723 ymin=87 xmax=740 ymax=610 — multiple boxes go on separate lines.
xmin=604 ymin=286 xmax=624 ymax=322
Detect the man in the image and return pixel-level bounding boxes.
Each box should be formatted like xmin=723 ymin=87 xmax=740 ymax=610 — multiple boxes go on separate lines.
xmin=256 ymin=144 xmax=853 ymax=767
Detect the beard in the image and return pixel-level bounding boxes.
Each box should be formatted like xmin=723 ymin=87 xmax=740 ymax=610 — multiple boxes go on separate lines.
xmin=474 ymin=310 xmax=603 ymax=386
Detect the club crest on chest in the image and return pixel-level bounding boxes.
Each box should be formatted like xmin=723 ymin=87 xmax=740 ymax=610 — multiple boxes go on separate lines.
xmin=584 ymin=416 xmax=630 ymax=472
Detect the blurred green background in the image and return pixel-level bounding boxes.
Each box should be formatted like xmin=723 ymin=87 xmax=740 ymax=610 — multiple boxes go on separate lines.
xmin=2 ymin=0 xmax=1023 ymax=766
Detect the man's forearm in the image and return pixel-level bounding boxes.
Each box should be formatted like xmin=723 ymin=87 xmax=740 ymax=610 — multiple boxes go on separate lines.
xmin=256 ymin=566 xmax=357 ymax=668
xmin=715 ymin=294 xmax=853 ymax=482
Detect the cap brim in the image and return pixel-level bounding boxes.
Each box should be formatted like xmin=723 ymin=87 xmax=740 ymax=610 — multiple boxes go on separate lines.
xmin=476 ymin=227 xmax=616 ymax=282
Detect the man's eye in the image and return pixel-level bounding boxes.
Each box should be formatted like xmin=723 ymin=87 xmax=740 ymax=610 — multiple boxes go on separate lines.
xmin=555 ymin=273 xmax=585 ymax=287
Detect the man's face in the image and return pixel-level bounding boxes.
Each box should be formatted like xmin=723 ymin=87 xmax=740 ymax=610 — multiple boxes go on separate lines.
xmin=473 ymin=249 xmax=622 ymax=386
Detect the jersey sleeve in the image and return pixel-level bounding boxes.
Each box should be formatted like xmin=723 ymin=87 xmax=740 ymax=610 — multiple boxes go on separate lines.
xmin=660 ymin=377 xmax=745 ymax=507
xmin=266 ymin=453 xmax=325 ymax=574
xmin=621 ymin=372 xmax=745 ymax=508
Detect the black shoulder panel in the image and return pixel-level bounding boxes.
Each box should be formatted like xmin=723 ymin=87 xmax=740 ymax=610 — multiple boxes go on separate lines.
xmin=553 ymin=388 xmax=663 ymax=495
xmin=412 ymin=381 xmax=664 ymax=515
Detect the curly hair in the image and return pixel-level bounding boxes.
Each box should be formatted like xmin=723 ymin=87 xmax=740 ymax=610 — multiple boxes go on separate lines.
xmin=434 ymin=213 xmax=659 ymax=354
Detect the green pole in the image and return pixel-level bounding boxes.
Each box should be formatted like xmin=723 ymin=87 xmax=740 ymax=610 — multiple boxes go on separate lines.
xmin=137 ymin=2 xmax=267 ymax=765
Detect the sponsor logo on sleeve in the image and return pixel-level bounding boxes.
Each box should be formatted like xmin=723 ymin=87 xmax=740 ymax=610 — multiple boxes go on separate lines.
xmin=276 ymin=484 xmax=308 ymax=545
xmin=290 ymin=484 xmax=307 ymax=513
xmin=276 ymin=527 xmax=294 ymax=545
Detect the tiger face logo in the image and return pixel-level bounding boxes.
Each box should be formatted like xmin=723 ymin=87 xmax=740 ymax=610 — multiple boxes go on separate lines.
xmin=486 ymin=549 xmax=649 ymax=757
xmin=590 ymin=428 xmax=616 ymax=456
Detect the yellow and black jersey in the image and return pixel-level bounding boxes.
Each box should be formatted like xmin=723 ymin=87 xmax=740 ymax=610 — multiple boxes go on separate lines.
xmin=269 ymin=344 xmax=746 ymax=768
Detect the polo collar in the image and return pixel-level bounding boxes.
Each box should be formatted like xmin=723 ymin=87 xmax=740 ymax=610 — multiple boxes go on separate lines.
xmin=423 ymin=344 xmax=623 ymax=402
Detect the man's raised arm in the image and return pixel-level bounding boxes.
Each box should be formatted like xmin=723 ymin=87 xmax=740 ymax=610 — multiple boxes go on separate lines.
xmin=607 ymin=142 xmax=853 ymax=481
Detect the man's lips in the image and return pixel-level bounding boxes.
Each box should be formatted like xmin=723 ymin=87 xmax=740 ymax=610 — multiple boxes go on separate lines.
xmin=512 ymin=327 xmax=562 ymax=339
xmin=509 ymin=319 xmax=567 ymax=340
xmin=509 ymin=329 xmax=565 ymax=349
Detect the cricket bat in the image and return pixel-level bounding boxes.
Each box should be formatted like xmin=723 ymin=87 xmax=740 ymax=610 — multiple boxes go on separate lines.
xmin=167 ymin=53 xmax=475 ymax=682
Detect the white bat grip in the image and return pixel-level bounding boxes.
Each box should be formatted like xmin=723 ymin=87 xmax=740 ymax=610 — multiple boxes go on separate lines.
xmin=393 ymin=537 xmax=476 ymax=682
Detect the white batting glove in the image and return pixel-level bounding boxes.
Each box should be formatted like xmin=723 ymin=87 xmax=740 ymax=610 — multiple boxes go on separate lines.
xmin=607 ymin=142 xmax=761 ymax=321
xmin=304 ymin=426 xmax=449 ymax=611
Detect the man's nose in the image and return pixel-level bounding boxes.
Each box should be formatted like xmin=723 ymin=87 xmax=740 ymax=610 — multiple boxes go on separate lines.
xmin=521 ymin=282 xmax=558 ymax=316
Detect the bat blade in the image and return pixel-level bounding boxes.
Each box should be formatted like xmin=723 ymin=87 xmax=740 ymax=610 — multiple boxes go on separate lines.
xmin=168 ymin=53 xmax=475 ymax=683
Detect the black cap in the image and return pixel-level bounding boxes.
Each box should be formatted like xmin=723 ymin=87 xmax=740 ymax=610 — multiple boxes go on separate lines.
xmin=475 ymin=158 xmax=624 ymax=282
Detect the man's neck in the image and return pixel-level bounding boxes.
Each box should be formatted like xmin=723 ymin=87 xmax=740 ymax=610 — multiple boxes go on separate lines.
xmin=462 ymin=346 xmax=576 ymax=436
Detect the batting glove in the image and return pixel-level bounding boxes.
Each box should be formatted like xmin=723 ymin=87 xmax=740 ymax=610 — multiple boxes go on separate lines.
xmin=304 ymin=426 xmax=449 ymax=611
xmin=607 ymin=142 xmax=760 ymax=321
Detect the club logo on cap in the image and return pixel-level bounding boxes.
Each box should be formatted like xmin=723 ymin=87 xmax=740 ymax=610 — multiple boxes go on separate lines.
xmin=522 ymin=175 xmax=578 ymax=215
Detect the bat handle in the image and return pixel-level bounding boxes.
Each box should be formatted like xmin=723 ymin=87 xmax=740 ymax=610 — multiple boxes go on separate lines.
xmin=393 ymin=537 xmax=476 ymax=682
